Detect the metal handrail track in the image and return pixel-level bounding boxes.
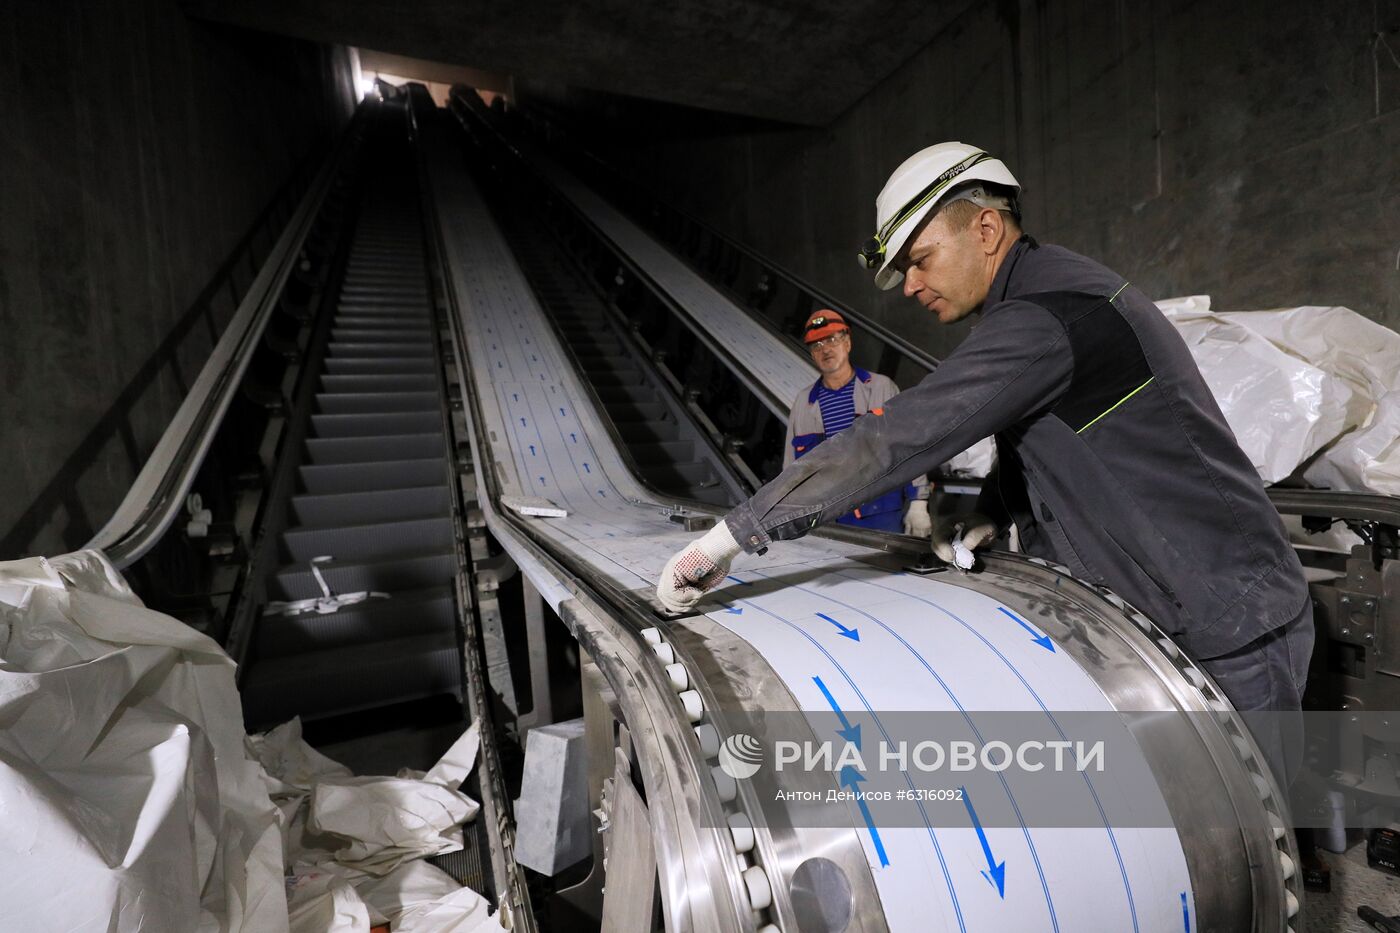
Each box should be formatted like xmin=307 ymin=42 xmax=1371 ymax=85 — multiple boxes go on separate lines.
xmin=85 ymin=128 xmax=356 ymax=568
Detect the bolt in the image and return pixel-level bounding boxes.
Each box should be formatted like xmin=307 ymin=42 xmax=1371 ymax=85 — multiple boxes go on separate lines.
xmin=1342 ymin=627 xmax=1351 ymax=635
xmin=1366 ymin=633 xmax=1375 ymax=642
xmin=1342 ymin=596 xmax=1351 ymax=604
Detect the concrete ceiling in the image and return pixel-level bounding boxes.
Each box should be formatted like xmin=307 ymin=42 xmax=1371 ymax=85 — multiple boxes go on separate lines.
xmin=184 ymin=0 xmax=971 ymax=125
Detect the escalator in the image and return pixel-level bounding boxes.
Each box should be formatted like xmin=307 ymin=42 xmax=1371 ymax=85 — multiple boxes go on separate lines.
xmin=473 ymin=164 xmax=748 ymax=509
xmin=239 ymin=111 xmax=462 ymax=729
xmin=63 ymin=86 xmax=1380 ymax=932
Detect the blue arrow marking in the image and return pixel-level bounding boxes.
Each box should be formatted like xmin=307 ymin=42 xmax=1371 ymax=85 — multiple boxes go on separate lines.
xmin=529 ymin=445 xmax=536 ymax=456
xmin=998 ymin=607 xmax=1055 ymax=652
xmin=583 ymin=462 xmax=591 ymax=473
xmin=813 ymin=676 xmax=862 ymax=750
xmin=817 ymin=611 xmax=860 ymax=642
xmin=559 ymin=407 xmax=566 ymax=416
xmin=598 ymin=490 xmax=606 ymax=497
xmin=570 ymin=433 xmax=577 ymax=443
xmin=512 ymin=393 xmax=518 ymax=402
xmin=497 ymin=361 xmax=502 ymax=369
xmin=960 ymin=787 xmax=1006 ymax=897
xmin=840 ymin=765 xmax=888 ymax=866
xmin=520 ymin=417 xmax=527 ymax=427
xmin=538 ymin=476 xmax=546 ymax=486
xmin=532 ymin=354 xmax=537 ymax=362
xmin=720 ymin=602 xmax=743 ymax=615
xmin=1180 ymin=892 xmax=1189 ymax=932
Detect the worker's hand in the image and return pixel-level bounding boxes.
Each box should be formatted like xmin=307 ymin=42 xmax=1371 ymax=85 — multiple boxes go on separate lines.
xmin=657 ymin=520 xmax=743 ymax=613
xmin=930 ymin=512 xmax=998 ymax=568
xmin=902 ymin=499 xmax=932 ymax=537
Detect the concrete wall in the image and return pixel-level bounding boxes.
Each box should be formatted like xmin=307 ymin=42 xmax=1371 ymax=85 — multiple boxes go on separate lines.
xmin=600 ymin=0 xmax=1400 ymax=362
xmin=0 ymin=2 xmax=357 ymax=557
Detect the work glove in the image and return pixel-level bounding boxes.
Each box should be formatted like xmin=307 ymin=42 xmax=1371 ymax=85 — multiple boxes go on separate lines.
xmin=657 ymin=520 xmax=743 ymax=613
xmin=930 ymin=512 xmax=997 ymax=570
xmin=902 ymin=499 xmax=932 ymax=537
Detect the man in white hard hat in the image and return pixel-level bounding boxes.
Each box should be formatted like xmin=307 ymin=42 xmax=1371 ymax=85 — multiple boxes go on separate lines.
xmin=788 ymin=308 xmax=931 ymax=535
xmin=655 ymin=142 xmax=1315 ymax=787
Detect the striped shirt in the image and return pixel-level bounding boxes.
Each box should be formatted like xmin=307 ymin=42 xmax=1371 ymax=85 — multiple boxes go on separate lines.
xmin=814 ymin=378 xmax=857 ymax=435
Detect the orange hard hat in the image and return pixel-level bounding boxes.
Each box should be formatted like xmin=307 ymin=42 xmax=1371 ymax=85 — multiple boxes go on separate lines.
xmin=803 ymin=309 xmax=850 ymax=344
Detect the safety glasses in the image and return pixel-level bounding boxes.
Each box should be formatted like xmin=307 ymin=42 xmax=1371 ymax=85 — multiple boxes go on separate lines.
xmin=808 ymin=332 xmax=849 ymax=351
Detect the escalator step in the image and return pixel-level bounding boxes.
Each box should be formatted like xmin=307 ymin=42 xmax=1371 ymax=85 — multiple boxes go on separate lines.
xmin=588 ymin=371 xmax=646 ymax=388
xmin=298 ymin=457 xmax=449 ymax=495
xmin=241 ymin=630 xmax=461 ymax=727
xmin=628 ymin=440 xmax=698 ymax=464
xmin=310 ymin=411 xmax=442 ymax=438
xmin=327 ymin=342 xmax=434 ymax=358
xmin=336 ymin=299 xmax=430 ymax=314
xmin=645 ymin=459 xmax=720 ymax=488
xmin=323 ymin=356 xmax=435 ymax=375
xmin=573 ymin=351 xmax=631 ymax=369
xmin=304 ymin=432 xmax=446 ymax=465
xmin=342 ymin=272 xmax=424 ymax=284
xmin=315 ymin=391 xmax=438 ymax=414
xmin=289 ymin=485 xmax=451 ymax=527
xmin=257 ymin=585 xmax=455 ymax=656
xmin=271 ymin=549 xmax=456 ymax=600
xmin=320 ymin=373 xmax=437 ymax=393
xmin=614 ymin=418 xmax=680 ymax=442
xmin=334 ymin=313 xmax=433 ymax=328
xmin=608 ymin=399 xmax=667 ymax=421
xmin=281 ymin=516 xmax=454 ymax=563
xmin=594 ymin=384 xmax=656 ymax=405
xmin=330 ymin=327 xmax=433 ymax=343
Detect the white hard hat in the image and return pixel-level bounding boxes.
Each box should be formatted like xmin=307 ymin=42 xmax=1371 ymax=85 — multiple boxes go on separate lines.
xmin=858 ymin=142 xmax=1020 ymax=290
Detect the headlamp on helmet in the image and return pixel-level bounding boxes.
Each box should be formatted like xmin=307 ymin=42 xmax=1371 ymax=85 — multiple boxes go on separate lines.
xmin=858 ymin=142 xmax=1022 ymax=290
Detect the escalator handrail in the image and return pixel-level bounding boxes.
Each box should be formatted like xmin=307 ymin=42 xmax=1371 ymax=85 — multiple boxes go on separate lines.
xmin=512 ymin=97 xmax=941 ymax=373
xmin=84 ymin=134 xmax=351 ymax=568
xmin=450 ymin=90 xmax=797 ymax=423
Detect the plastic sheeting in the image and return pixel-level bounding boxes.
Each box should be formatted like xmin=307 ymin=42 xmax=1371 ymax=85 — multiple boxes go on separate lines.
xmin=0 ymin=549 xmax=505 ymax=933
xmin=1158 ymin=297 xmax=1400 ymax=493
xmin=941 ymin=299 xmax=1399 ymax=490
xmin=0 ymin=550 xmax=288 ymax=932
xmin=262 ymin=717 xmax=500 ymax=932
xmin=307 ymin=725 xmax=482 ymax=875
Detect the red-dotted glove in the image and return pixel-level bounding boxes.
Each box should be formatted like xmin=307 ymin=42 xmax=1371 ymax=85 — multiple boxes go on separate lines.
xmin=931 ymin=513 xmax=997 ymax=569
xmin=902 ymin=499 xmax=932 ymax=537
xmin=656 ymin=521 xmax=743 ymax=613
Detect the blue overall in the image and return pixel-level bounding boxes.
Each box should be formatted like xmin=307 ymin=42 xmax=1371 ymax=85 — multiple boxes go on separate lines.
xmin=791 ymin=369 xmax=911 ymax=532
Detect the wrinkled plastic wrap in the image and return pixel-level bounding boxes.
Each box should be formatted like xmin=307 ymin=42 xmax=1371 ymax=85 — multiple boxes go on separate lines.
xmin=944 ymin=436 xmax=996 ymax=479
xmin=262 ymin=718 xmax=501 ymax=932
xmin=0 ymin=549 xmax=505 ymax=932
xmin=1216 ymin=304 xmax=1400 ymax=495
xmin=1156 ymin=296 xmax=1356 ymax=483
xmin=943 ymin=299 xmax=1397 ymax=490
xmin=0 ymin=550 xmax=288 ymax=932
xmin=1158 ymin=297 xmax=1400 ymax=493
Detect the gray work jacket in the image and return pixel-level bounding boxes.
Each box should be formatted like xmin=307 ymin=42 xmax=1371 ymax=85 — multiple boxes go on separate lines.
xmin=784 ymin=368 xmax=930 ymax=500
xmin=724 ymin=236 xmax=1308 ymax=659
